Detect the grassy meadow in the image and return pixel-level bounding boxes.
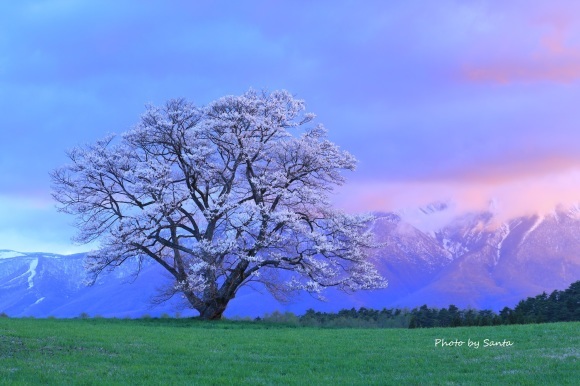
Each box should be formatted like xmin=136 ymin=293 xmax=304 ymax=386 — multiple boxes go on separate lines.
xmin=0 ymin=317 xmax=578 ymax=385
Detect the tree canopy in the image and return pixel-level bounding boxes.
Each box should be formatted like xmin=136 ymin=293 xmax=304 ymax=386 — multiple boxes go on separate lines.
xmin=51 ymin=89 xmax=386 ymax=319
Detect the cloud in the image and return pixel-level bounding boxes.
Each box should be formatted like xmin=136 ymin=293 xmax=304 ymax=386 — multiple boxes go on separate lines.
xmin=3 ymin=0 xmax=580 ymax=252
xmin=428 ymin=154 xmax=580 ymax=185
xmin=460 ymin=2 xmax=580 ymax=84
xmin=464 ymin=63 xmax=580 ymax=84
xmin=335 ymin=167 xmax=580 ymax=223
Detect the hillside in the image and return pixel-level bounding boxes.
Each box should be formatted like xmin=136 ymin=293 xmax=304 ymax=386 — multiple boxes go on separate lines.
xmin=1 ymin=205 xmax=579 ymax=317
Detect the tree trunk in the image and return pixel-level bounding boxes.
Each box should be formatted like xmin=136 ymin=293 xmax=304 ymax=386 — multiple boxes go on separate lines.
xmin=197 ymin=298 xmax=230 ymax=320
xmin=181 ymin=275 xmax=241 ymax=320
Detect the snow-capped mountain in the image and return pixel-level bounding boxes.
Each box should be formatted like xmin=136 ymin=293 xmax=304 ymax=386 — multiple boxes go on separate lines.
xmin=1 ymin=205 xmax=579 ymax=317
xmin=0 ymin=250 xmax=194 ymax=318
xmin=377 ymin=206 xmax=580 ymax=311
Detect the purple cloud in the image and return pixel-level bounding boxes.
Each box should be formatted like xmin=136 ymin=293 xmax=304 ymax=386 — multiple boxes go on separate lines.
xmin=2 ymin=0 xmax=580 ymax=252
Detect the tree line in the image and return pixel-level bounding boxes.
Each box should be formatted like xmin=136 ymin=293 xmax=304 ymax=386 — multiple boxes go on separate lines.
xmin=257 ymin=280 xmax=580 ymax=328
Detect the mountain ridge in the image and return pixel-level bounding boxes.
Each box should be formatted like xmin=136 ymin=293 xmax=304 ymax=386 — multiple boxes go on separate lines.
xmin=1 ymin=205 xmax=579 ymax=317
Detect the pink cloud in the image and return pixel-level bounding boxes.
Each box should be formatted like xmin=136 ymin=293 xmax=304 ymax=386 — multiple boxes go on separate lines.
xmin=442 ymin=155 xmax=580 ymax=185
xmin=464 ymin=61 xmax=580 ymax=84
xmin=461 ymin=4 xmax=580 ymax=83
xmin=335 ymin=163 xmax=580 ymax=223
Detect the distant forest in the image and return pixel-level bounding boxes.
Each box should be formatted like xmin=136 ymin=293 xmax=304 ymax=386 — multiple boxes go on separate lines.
xmin=256 ymin=280 xmax=580 ymax=328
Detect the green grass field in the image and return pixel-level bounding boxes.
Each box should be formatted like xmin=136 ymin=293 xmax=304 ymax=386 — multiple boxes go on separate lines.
xmin=0 ymin=318 xmax=578 ymax=385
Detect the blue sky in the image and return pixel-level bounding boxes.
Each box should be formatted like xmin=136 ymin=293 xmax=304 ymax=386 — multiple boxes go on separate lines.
xmin=2 ymin=0 xmax=580 ymax=253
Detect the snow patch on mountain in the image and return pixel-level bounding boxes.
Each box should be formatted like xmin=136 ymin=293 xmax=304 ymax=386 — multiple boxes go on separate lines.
xmin=496 ymin=223 xmax=510 ymax=265
xmin=568 ymin=203 xmax=580 ymax=215
xmin=27 ymin=258 xmax=38 ymax=289
xmin=520 ymin=215 xmax=544 ymax=245
xmin=440 ymin=237 xmax=468 ymax=259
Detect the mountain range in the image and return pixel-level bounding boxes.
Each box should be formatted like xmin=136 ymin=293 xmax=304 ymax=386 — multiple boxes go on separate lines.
xmin=1 ymin=205 xmax=579 ymax=318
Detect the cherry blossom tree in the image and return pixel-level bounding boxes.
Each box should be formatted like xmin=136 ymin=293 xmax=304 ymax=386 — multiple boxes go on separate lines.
xmin=51 ymin=89 xmax=386 ymax=319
